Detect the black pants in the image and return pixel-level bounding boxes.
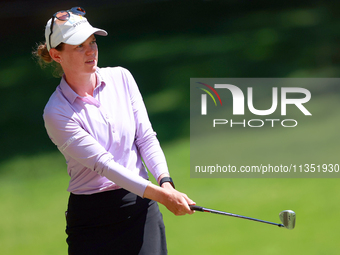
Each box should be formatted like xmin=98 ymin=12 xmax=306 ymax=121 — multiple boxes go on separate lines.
xmin=66 ymin=189 xmax=167 ymax=255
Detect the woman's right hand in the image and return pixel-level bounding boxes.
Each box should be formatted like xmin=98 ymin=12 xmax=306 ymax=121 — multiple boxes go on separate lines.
xmin=143 ymin=182 xmax=195 ymax=216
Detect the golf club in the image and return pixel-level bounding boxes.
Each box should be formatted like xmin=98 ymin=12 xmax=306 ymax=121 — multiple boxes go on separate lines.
xmin=190 ymin=205 xmax=296 ymax=229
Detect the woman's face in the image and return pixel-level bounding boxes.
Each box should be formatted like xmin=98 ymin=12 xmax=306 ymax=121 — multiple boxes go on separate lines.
xmin=59 ymin=34 xmax=98 ymax=76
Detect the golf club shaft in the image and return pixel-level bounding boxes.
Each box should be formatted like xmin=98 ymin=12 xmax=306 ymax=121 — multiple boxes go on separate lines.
xmin=190 ymin=205 xmax=284 ymax=228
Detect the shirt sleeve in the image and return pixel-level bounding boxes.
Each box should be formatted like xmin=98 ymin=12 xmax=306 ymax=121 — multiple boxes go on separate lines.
xmin=121 ymin=68 xmax=170 ymax=181
xmin=43 ymin=107 xmax=151 ymax=197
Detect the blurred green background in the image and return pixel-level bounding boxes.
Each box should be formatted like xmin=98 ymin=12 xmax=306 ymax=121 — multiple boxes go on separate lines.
xmin=1 ymin=0 xmax=340 ymax=254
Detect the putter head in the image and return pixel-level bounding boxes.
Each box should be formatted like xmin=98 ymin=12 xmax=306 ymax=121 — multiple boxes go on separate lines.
xmin=279 ymin=210 xmax=296 ymax=229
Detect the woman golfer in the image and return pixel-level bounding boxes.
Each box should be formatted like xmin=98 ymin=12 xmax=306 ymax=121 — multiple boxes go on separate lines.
xmin=34 ymin=7 xmax=195 ymax=255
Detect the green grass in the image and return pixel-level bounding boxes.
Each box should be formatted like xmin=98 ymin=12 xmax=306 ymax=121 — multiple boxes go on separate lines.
xmin=162 ymin=139 xmax=340 ymax=255
xmin=0 ymin=137 xmax=339 ymax=254
xmin=0 ymin=153 xmax=69 ymax=255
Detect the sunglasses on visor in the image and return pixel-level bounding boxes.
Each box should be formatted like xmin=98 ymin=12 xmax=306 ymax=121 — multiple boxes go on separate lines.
xmin=48 ymin=7 xmax=86 ymax=50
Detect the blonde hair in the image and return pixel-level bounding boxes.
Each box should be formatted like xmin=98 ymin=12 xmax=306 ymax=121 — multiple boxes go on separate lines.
xmin=32 ymin=42 xmax=64 ymax=77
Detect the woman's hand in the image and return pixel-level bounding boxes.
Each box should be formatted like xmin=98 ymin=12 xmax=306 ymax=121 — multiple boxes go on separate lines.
xmin=143 ymin=182 xmax=195 ymax=216
xmin=160 ymin=182 xmax=195 ymax=215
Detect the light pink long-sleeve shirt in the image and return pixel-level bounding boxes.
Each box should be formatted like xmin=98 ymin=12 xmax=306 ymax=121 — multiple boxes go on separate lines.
xmin=43 ymin=67 xmax=169 ymax=197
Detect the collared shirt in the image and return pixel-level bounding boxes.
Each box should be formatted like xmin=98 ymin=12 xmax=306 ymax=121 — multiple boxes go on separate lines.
xmin=43 ymin=67 xmax=169 ymax=197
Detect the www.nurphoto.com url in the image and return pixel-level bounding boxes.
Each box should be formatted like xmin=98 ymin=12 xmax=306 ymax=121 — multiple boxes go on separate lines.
xmin=194 ymin=164 xmax=340 ymax=175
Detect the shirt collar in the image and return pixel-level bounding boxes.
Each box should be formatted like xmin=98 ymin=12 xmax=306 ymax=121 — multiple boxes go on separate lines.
xmin=59 ymin=68 xmax=106 ymax=105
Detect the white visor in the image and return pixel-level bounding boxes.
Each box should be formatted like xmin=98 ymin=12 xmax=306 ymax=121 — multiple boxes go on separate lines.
xmin=45 ymin=12 xmax=107 ymax=51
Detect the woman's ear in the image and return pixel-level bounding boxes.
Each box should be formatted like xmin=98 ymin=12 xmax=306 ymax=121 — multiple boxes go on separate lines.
xmin=49 ymin=48 xmax=62 ymax=63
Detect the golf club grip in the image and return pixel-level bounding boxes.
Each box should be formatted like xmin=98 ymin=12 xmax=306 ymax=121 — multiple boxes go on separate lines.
xmin=190 ymin=205 xmax=204 ymax=212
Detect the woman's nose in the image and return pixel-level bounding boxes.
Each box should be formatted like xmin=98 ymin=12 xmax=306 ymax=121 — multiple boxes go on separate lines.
xmin=85 ymin=44 xmax=96 ymax=55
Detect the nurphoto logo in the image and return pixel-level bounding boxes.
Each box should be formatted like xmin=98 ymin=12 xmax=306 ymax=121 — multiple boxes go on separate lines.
xmin=190 ymin=78 xmax=338 ymax=179
xmin=196 ymin=82 xmax=312 ymax=128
